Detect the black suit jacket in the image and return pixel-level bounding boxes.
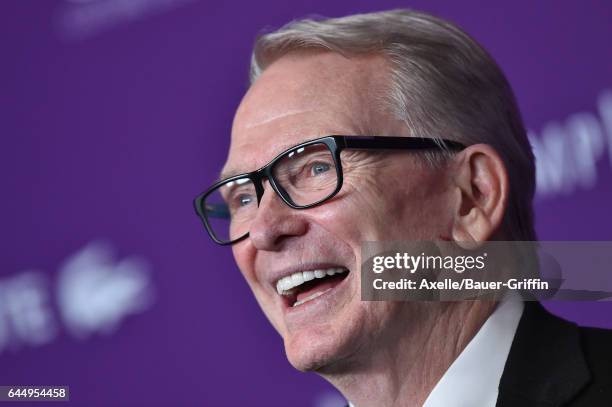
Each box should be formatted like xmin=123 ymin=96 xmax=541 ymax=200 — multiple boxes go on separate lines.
xmin=497 ymin=302 xmax=612 ymax=406
xmin=343 ymin=302 xmax=612 ymax=407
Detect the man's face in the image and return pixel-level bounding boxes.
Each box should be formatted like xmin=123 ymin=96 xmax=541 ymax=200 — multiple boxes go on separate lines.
xmin=224 ymin=51 xmax=454 ymax=371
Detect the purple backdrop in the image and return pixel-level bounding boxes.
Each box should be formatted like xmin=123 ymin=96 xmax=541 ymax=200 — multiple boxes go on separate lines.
xmin=1 ymin=1 xmax=611 ymax=406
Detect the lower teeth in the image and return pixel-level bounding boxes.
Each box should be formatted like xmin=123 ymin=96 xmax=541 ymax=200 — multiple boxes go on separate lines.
xmin=292 ymin=288 xmax=332 ymax=307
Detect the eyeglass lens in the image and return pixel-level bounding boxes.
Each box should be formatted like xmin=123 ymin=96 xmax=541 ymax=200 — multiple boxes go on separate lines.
xmin=203 ymin=142 xmax=339 ymax=243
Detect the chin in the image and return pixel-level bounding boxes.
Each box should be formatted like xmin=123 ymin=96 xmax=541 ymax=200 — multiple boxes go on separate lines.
xmin=283 ymin=324 xmax=360 ymax=372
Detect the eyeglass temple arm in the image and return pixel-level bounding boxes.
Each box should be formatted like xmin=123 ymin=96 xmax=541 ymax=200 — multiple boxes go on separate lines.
xmin=339 ymin=136 xmax=466 ymax=151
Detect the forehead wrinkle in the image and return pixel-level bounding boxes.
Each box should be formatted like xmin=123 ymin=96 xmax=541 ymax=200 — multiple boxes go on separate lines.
xmin=241 ymin=109 xmax=311 ymax=130
xmin=235 ymin=53 xmax=385 ymax=132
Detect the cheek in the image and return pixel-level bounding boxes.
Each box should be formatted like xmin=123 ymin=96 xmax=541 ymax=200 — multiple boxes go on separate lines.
xmin=384 ymin=182 xmax=452 ymax=237
xmin=232 ymin=243 xmax=259 ymax=287
xmin=315 ymin=168 xmax=453 ymax=243
xmin=232 ymin=243 xmax=286 ymax=332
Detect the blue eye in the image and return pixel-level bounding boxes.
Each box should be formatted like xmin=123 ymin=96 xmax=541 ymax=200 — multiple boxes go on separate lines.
xmin=311 ymin=162 xmax=331 ymax=176
xmin=238 ymin=194 xmax=253 ymax=206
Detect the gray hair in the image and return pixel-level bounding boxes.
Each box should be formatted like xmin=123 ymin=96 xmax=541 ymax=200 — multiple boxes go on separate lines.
xmin=249 ymin=9 xmax=536 ymax=241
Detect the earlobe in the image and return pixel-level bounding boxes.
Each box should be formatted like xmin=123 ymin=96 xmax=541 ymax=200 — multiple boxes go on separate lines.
xmin=450 ymin=144 xmax=508 ymax=244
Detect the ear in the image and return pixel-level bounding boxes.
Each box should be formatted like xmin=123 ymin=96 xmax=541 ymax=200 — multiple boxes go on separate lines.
xmin=450 ymin=144 xmax=508 ymax=244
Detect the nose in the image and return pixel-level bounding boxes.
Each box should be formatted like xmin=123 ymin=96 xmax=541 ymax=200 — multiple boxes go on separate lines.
xmin=248 ymin=182 xmax=308 ymax=251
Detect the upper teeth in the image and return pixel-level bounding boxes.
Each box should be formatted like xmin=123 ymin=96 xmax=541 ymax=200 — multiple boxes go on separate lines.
xmin=276 ymin=268 xmax=347 ymax=295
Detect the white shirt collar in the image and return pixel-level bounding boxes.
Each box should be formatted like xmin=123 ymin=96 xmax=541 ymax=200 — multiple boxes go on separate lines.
xmin=347 ymin=295 xmax=524 ymax=407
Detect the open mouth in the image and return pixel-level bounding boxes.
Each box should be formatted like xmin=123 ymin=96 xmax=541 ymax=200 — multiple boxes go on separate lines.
xmin=276 ymin=267 xmax=350 ymax=308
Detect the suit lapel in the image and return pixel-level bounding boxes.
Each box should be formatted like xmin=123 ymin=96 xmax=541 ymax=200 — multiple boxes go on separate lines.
xmin=496 ymin=302 xmax=590 ymax=407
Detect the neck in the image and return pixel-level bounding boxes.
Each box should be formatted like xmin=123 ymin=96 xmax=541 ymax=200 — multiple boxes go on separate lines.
xmin=318 ymin=301 xmax=496 ymax=407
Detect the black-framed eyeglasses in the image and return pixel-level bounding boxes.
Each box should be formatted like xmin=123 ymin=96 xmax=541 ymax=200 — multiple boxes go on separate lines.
xmin=194 ymin=135 xmax=466 ymax=245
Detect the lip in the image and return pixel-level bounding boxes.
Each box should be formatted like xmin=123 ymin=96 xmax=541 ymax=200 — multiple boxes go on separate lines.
xmin=279 ymin=265 xmax=354 ymax=320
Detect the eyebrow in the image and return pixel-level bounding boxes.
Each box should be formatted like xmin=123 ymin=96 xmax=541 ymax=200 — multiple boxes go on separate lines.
xmin=218 ymin=136 xmax=327 ymax=182
xmin=218 ymin=168 xmax=243 ymax=182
